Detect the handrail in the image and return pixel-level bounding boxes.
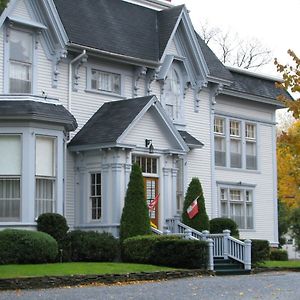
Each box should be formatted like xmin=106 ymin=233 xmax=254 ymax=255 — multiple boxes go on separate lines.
xmin=177 ymin=221 xmax=203 ymax=240
xmin=151 ymin=227 xmax=163 ymax=235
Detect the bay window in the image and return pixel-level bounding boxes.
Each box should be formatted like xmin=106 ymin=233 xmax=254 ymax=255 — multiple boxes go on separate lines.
xmin=220 ymin=187 xmax=253 ymax=229
xmin=0 ymin=135 xmax=21 ymax=221
xmin=90 ymin=173 xmax=101 ymax=220
xmin=9 ymin=29 xmax=33 ymax=93
xmin=35 ymin=136 xmax=56 ymax=217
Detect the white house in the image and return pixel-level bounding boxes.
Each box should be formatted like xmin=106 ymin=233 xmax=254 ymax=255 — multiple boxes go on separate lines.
xmin=0 ymin=0 xmax=290 ymax=246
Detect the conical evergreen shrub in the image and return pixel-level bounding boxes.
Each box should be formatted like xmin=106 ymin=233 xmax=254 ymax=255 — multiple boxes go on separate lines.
xmin=119 ymin=164 xmax=151 ymax=243
xmin=182 ymin=177 xmax=209 ymax=232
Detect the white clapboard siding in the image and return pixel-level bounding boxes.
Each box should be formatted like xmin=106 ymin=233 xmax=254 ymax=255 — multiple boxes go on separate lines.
xmin=11 ymin=0 xmax=31 ymax=20
xmin=0 ymin=30 xmax=3 ymax=92
xmin=216 ymin=95 xmax=274 ymax=122
xmin=166 ymin=39 xmax=179 ymax=56
xmin=184 ymin=88 xmax=213 ymax=216
xmin=123 ymin=107 xmax=181 ymax=150
xmin=215 ymin=124 xmax=276 ymax=242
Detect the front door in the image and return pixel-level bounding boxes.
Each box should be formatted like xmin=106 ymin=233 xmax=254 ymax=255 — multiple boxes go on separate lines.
xmin=144 ymin=177 xmax=159 ymax=228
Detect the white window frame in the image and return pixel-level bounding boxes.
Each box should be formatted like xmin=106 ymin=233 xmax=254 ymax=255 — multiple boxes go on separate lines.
xmin=214 ymin=117 xmax=226 ymax=167
xmin=4 ymin=25 xmax=37 ymax=94
xmin=132 ymin=155 xmax=158 ymax=177
xmin=219 ymin=186 xmax=254 ymax=230
xmin=89 ymin=172 xmax=102 ymax=221
xmin=35 ymin=135 xmax=57 ymax=218
xmin=86 ymin=65 xmax=124 ymax=97
xmin=214 ymin=116 xmax=258 ymax=170
xmin=0 ymin=134 xmax=22 ymax=222
xmin=245 ymin=123 xmax=257 ymax=170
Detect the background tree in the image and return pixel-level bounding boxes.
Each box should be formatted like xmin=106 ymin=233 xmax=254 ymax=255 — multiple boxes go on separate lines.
xmin=182 ymin=177 xmax=209 ymax=232
xmin=290 ymin=207 xmax=300 ymax=250
xmin=277 ymin=120 xmax=300 ymax=209
xmin=119 ymin=164 xmax=151 ymax=243
xmin=199 ymin=22 xmax=272 ymax=70
xmin=0 ymin=0 xmax=9 ymax=13
xmin=275 ymin=50 xmax=300 ymax=118
xmin=278 ymin=199 xmax=290 ymax=246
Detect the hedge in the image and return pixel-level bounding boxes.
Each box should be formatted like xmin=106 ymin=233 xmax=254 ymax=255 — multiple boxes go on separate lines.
xmin=250 ymin=239 xmax=270 ymax=265
xmin=68 ymin=230 xmax=118 ymax=262
xmin=270 ymin=249 xmax=288 ymax=261
xmin=123 ymin=235 xmax=208 ymax=269
xmin=122 ymin=235 xmax=181 ymax=263
xmin=209 ymin=218 xmax=239 ymax=238
xmin=0 ymin=229 xmax=58 ymax=264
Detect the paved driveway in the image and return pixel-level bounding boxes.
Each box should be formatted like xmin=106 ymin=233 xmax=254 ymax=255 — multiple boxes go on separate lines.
xmin=0 ymin=271 xmax=299 ymax=300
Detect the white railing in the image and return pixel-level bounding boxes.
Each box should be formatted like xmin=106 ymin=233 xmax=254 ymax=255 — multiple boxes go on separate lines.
xmin=165 ymin=216 xmax=252 ymax=271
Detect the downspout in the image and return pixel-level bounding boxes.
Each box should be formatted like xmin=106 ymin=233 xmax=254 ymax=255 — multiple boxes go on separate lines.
xmin=68 ymin=50 xmax=87 ymax=113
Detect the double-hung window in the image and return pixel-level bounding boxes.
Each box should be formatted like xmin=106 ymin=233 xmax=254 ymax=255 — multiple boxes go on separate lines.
xmin=214 ymin=118 xmax=226 ymax=167
xmin=9 ymin=29 xmax=33 ymax=93
xmin=35 ymin=136 xmax=56 ymax=217
xmin=245 ymin=123 xmax=257 ymax=170
xmin=0 ymin=135 xmax=22 ymax=222
xmin=90 ymin=173 xmax=101 ymax=220
xmin=91 ymin=69 xmax=121 ymax=94
xmin=230 ymin=120 xmax=242 ymax=168
xmin=220 ymin=187 xmax=253 ymax=229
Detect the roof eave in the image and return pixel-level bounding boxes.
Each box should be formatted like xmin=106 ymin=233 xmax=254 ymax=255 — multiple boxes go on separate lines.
xmin=68 ymin=43 xmax=160 ymax=68
xmin=221 ymin=89 xmax=286 ymax=108
xmin=68 ymin=142 xmax=137 ymax=152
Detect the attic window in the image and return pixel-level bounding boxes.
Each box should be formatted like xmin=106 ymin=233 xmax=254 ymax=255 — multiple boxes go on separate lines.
xmin=91 ymin=69 xmax=121 ymax=94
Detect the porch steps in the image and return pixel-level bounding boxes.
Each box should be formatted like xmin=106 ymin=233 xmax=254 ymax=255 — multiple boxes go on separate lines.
xmin=214 ymin=258 xmax=251 ymax=276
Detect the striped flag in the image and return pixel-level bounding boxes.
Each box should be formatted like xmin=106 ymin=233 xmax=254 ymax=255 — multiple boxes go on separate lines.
xmin=148 ymin=194 xmax=159 ymax=211
xmin=187 ymin=196 xmax=199 ymax=219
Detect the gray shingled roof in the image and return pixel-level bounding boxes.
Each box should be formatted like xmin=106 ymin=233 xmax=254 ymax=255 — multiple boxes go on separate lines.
xmin=178 ymin=130 xmax=203 ymax=149
xmin=69 ymin=96 xmax=153 ymax=147
xmin=224 ymin=70 xmax=293 ymax=103
xmin=0 ymin=101 xmax=77 ymax=131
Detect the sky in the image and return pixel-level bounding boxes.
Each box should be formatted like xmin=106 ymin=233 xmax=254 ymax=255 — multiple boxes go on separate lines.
xmin=172 ymin=0 xmax=299 ymax=78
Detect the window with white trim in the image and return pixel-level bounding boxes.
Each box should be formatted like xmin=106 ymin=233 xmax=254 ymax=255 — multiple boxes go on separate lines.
xmin=214 ymin=117 xmax=257 ymax=170
xmin=245 ymin=123 xmax=257 ymax=170
xmin=35 ymin=136 xmax=56 ymax=217
xmin=0 ymin=135 xmax=21 ymax=222
xmin=132 ymin=155 xmax=158 ymax=175
xmin=214 ymin=118 xmax=226 ymax=167
xmin=220 ymin=187 xmax=253 ymax=229
xmin=90 ymin=69 xmax=121 ymax=94
xmin=9 ymin=29 xmax=33 ymax=93
xmin=164 ymin=66 xmax=183 ymax=123
xmin=90 ymin=173 xmax=101 ymax=220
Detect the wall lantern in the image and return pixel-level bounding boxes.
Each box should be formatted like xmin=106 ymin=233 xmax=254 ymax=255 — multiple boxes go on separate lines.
xmin=145 ymin=139 xmax=154 ymax=154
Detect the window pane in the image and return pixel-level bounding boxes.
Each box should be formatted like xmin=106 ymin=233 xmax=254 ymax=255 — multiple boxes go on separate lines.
xmin=90 ymin=69 xmax=121 ymax=94
xmin=221 ymin=201 xmax=228 ymax=217
xmin=90 ymin=173 xmax=101 ymax=220
xmin=230 ymin=202 xmax=244 ymax=228
xmin=10 ymin=30 xmax=32 ymax=63
xmin=0 ymin=178 xmax=21 ymax=221
xmin=246 ymin=203 xmax=253 ymax=229
xmin=215 ymin=136 xmax=226 ymax=166
xmin=214 ymin=118 xmax=224 ymax=134
xmin=230 ymin=139 xmax=242 ymax=168
xmin=246 ymin=142 xmax=257 ymax=170
xmin=0 ymin=135 xmax=21 ymax=175
xmin=35 ymin=178 xmax=55 ymax=217
xmin=230 ymin=120 xmax=240 ymax=136
xmin=246 ymin=124 xmax=256 ymax=139
xmin=36 ymin=137 xmax=56 ymax=177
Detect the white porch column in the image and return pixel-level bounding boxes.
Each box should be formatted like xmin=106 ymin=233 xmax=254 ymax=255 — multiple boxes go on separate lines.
xmin=171 ymin=168 xmax=177 ymax=218
xmin=162 ymin=167 xmax=170 ymax=227
xmin=101 ymin=163 xmax=110 ymax=224
xmin=111 ymin=162 xmax=123 ymax=224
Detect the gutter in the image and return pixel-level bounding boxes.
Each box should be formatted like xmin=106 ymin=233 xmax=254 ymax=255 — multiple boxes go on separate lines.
xmin=68 ymin=43 xmax=160 ymax=69
xmin=68 ymin=50 xmax=88 ymax=113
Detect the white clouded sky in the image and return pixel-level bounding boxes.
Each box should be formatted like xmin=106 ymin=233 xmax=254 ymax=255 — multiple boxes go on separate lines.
xmin=172 ymin=0 xmax=299 ymax=77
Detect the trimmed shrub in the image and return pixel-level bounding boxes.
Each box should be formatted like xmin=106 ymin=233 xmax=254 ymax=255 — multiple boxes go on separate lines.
xmin=270 ymin=249 xmax=288 ymax=261
xmin=152 ymin=239 xmax=208 ymax=269
xmin=37 ymin=213 xmax=69 ymax=243
xmin=0 ymin=229 xmax=58 ymax=264
xmin=68 ymin=230 xmax=118 ymax=262
xmin=119 ymin=164 xmax=151 ymax=243
xmin=182 ymin=178 xmax=209 ymax=232
xmin=210 ymin=218 xmax=239 ymax=238
xmin=250 ymin=239 xmax=270 ymax=265
xmin=122 ymin=235 xmax=181 ymax=263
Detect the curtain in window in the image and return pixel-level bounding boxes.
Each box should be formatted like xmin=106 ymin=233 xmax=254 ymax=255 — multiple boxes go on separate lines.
xmin=215 ymin=136 xmax=226 ymax=166
xmin=246 ymin=142 xmax=257 ymax=170
xmin=35 ymin=178 xmax=54 ymax=216
xmin=230 ymin=139 xmax=242 ymax=168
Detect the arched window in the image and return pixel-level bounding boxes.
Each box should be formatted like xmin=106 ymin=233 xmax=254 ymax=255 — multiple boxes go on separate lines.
xmin=164 ymin=66 xmax=183 ymax=123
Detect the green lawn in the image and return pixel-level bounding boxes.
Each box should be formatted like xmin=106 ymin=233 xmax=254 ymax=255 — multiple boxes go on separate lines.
xmin=0 ymin=262 xmax=175 ymax=279
xmin=259 ymin=260 xmax=300 ymax=268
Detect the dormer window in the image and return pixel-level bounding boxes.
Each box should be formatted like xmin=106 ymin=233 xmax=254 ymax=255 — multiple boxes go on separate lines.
xmin=9 ymin=29 xmax=33 ymax=93
xmin=165 ymin=66 xmax=183 ymax=123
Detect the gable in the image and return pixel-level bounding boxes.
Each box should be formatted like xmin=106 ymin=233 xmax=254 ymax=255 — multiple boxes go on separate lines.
xmin=11 ymin=0 xmax=31 ymax=20
xmin=122 ymin=106 xmax=183 ymax=151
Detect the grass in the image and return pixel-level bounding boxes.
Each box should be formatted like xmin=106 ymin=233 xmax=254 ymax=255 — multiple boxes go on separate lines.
xmin=259 ymin=260 xmax=300 ymax=268
xmin=0 ymin=262 xmax=176 ymax=279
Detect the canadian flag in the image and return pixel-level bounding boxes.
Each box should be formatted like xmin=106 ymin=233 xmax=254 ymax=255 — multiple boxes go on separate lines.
xmin=148 ymin=194 xmax=159 ymax=211
xmin=187 ymin=196 xmax=199 ymax=219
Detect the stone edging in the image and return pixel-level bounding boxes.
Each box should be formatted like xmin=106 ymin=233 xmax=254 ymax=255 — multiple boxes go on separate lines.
xmin=0 ymin=269 xmax=213 ymax=291
xmin=252 ymin=267 xmax=300 ymax=274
